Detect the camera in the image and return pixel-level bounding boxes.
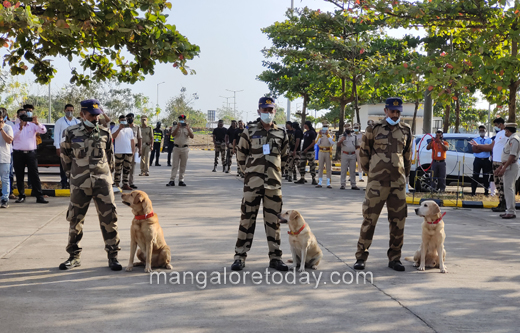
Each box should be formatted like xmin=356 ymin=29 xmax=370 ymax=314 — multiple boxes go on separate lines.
xmin=181 ymin=123 xmax=186 ymax=127
xmin=20 ymin=114 xmax=33 ymax=122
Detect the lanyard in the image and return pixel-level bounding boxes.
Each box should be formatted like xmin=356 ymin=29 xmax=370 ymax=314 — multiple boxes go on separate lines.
xmin=64 ymin=117 xmax=76 ymax=127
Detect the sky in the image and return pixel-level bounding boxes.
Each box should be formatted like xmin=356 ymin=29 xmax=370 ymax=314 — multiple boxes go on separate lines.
xmin=5 ymin=0 xmax=482 ymax=123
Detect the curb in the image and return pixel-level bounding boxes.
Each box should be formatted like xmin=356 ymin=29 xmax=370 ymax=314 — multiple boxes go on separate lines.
xmin=406 ymin=197 xmax=518 ymax=209
xmin=14 ymin=189 xmax=71 ymax=197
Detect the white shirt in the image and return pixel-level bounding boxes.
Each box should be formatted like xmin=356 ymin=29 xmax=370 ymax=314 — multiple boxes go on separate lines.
xmin=493 ymin=130 xmax=507 ymax=162
xmin=112 ymin=126 xmax=135 ymax=154
xmin=0 ymin=124 xmax=13 ymax=163
xmin=54 ymin=116 xmax=80 ymax=148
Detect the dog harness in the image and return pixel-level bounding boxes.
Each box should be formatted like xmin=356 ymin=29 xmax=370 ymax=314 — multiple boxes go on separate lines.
xmin=288 ymin=224 xmax=306 ymax=235
xmin=135 ymin=212 xmax=155 ymax=220
xmin=428 ymin=212 xmax=446 ymax=225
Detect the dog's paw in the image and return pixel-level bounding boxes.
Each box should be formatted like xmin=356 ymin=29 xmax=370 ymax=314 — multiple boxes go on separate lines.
xmin=412 ymin=262 xmax=419 ymax=267
xmin=311 ymin=265 xmax=318 ymax=270
xmin=165 ymin=264 xmax=173 ymax=270
xmin=125 ymin=266 xmax=133 ymax=272
xmin=144 ymin=267 xmax=153 ymax=273
xmin=440 ymin=267 xmax=448 ymax=273
xmin=298 ymin=267 xmax=306 ymax=273
xmin=417 ymin=266 xmax=425 ymax=271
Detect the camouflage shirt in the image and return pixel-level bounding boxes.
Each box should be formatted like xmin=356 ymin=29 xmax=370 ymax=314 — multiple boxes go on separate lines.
xmin=360 ymin=119 xmax=412 ymax=186
xmin=237 ymin=121 xmax=289 ymax=190
xmin=60 ymin=122 xmax=115 ymax=189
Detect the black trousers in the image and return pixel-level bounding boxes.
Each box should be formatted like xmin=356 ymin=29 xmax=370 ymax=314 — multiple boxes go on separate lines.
xmin=167 ymin=143 xmax=174 ymax=165
xmin=150 ymin=142 xmax=161 ymax=165
xmin=472 ymin=157 xmax=492 ymax=194
xmin=13 ymin=150 xmax=43 ymax=198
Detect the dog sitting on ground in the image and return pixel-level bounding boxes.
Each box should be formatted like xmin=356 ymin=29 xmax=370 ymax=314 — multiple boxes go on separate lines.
xmin=121 ymin=190 xmax=172 ymax=273
xmin=278 ymin=210 xmax=323 ymax=272
xmin=405 ymin=200 xmax=448 ymax=273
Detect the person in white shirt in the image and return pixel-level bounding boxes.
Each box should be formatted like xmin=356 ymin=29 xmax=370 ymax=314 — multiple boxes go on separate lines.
xmin=315 ymin=122 xmax=335 ymax=188
xmin=111 ymin=115 xmax=135 ymax=190
xmin=54 ymin=104 xmax=80 ymax=189
xmin=0 ymin=108 xmax=14 ymax=208
xmin=470 ymin=117 xmax=507 ymax=212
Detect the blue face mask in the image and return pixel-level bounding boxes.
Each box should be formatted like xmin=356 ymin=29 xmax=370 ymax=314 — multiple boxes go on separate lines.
xmin=260 ymin=112 xmax=275 ymax=124
xmin=26 ymin=111 xmax=33 ymax=117
xmin=386 ymin=117 xmax=400 ymax=126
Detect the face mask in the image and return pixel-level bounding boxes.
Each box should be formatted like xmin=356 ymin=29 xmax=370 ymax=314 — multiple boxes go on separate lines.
xmin=65 ymin=111 xmax=73 ymax=118
xmin=26 ymin=111 xmax=33 ymax=117
xmin=322 ymin=128 xmax=328 ymax=134
xmin=354 ymin=128 xmax=359 ymax=132
xmin=127 ymin=118 xmax=134 ymax=124
xmin=180 ymin=120 xmax=185 ymax=124
xmin=479 ymin=132 xmax=485 ymax=137
xmin=84 ymin=119 xmax=98 ymax=128
xmin=345 ymin=130 xmax=352 ymax=135
xmin=386 ymin=117 xmax=400 ymax=126
xmin=120 ymin=121 xmax=127 ymax=125
xmin=260 ymin=112 xmax=275 ymax=124
xmin=494 ymin=126 xmax=501 ymax=132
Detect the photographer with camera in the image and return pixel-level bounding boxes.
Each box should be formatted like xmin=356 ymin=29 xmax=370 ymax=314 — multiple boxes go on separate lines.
xmin=111 ymin=115 xmax=135 ymax=191
xmin=426 ymin=129 xmax=449 ymax=192
xmin=166 ymin=114 xmax=194 ymax=187
xmin=12 ymin=109 xmax=48 ymax=203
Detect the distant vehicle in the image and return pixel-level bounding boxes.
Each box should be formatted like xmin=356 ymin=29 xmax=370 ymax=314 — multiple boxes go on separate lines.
xmin=410 ymin=133 xmax=479 ymax=192
xmin=37 ymin=124 xmax=60 ymax=167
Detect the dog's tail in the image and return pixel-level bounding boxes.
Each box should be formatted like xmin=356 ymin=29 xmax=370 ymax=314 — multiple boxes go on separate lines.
xmin=287 ymin=259 xmax=293 ymax=263
xmin=404 ymin=257 xmax=414 ymax=262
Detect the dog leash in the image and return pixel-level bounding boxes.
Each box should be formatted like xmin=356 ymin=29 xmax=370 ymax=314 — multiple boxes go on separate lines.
xmin=288 ymin=224 xmax=306 ymax=235
xmin=428 ymin=212 xmax=446 ymax=225
xmin=135 ymin=212 xmax=155 ymax=220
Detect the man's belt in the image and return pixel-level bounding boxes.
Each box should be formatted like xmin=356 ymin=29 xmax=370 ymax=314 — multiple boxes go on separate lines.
xmin=319 ymin=147 xmax=332 ymax=151
xmin=13 ymin=149 xmax=36 ymax=153
xmin=432 ymin=159 xmax=445 ymax=163
xmin=342 ymin=151 xmax=356 ymax=155
xmin=174 ymin=144 xmax=188 ymax=148
xmin=475 ymin=157 xmax=489 ymax=160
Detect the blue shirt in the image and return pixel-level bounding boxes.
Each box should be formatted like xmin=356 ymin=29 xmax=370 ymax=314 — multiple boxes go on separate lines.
xmin=473 ymin=136 xmax=492 ymax=158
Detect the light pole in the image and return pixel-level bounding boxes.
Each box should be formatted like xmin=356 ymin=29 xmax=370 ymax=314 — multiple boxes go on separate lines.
xmin=226 ymin=89 xmax=243 ymax=116
xmin=219 ymin=96 xmax=233 ymax=109
xmin=156 ymin=82 xmax=165 ymax=121
xmin=286 ymin=0 xmax=294 ymax=122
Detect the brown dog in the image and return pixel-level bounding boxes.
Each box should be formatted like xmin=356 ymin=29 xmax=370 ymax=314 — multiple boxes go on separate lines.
xmin=278 ymin=210 xmax=323 ymax=272
xmin=406 ymin=200 xmax=447 ymax=273
xmin=121 ymin=190 xmax=172 ymax=273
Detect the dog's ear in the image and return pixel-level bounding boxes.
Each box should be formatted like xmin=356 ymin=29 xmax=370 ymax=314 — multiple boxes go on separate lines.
xmin=432 ymin=203 xmax=441 ymax=217
xmin=133 ymin=191 xmax=143 ymax=205
xmin=140 ymin=194 xmax=152 ymax=214
xmin=290 ymin=210 xmax=300 ymax=220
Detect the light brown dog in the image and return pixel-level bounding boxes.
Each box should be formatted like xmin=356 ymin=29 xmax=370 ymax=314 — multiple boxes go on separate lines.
xmin=278 ymin=210 xmax=323 ymax=272
xmin=121 ymin=190 xmax=172 ymax=273
xmin=406 ymin=200 xmax=448 ymax=273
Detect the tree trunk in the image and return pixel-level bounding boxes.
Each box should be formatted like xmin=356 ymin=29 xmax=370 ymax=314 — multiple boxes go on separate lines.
xmin=338 ymin=78 xmax=346 ymax=135
xmin=300 ymin=95 xmax=308 ymax=127
xmin=508 ymin=82 xmax=517 ymax=123
xmin=411 ymin=101 xmax=418 ymax=134
xmin=454 ymin=94 xmax=461 ymax=133
xmin=354 ymin=78 xmax=361 ymax=124
xmin=443 ymin=104 xmax=451 ymax=133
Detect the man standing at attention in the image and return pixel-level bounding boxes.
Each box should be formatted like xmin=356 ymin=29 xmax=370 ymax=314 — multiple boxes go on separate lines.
xmin=231 ymin=97 xmax=289 ymax=272
xmin=139 ymin=115 xmax=153 ymax=177
xmin=212 ymin=119 xmax=227 ymax=172
xmin=353 ymin=97 xmax=412 ymax=272
xmin=59 ymin=99 xmax=122 ymax=271
xmin=54 ymin=104 xmax=80 ymax=189
xmin=166 ymin=114 xmax=194 ymax=187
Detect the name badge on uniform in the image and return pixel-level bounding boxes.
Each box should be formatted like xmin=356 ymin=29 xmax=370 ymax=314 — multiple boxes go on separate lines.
xmin=263 ymin=144 xmax=270 ymax=155
xmin=437 ymin=152 xmax=441 ymax=158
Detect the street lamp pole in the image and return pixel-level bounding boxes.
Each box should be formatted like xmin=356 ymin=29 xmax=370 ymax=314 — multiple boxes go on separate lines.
xmin=48 ymin=80 xmax=51 ymax=123
xmin=226 ymin=89 xmax=244 ymax=116
xmin=219 ymin=96 xmax=233 ymax=109
xmin=156 ymin=82 xmax=165 ymax=120
xmin=285 ymin=0 xmax=294 ymax=122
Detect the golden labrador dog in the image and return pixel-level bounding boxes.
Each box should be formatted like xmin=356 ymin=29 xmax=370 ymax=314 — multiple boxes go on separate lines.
xmin=278 ymin=210 xmax=323 ymax=272
xmin=407 ymin=200 xmax=447 ymax=273
xmin=121 ymin=190 xmax=172 ymax=273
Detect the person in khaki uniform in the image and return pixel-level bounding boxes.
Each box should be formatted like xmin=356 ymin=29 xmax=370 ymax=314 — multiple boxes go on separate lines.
xmin=126 ymin=113 xmax=141 ymax=189
xmin=59 ymin=99 xmax=122 ymax=271
xmin=338 ymin=126 xmax=360 ymax=190
xmin=494 ymin=123 xmax=520 ymax=219
xmin=166 ymin=114 xmax=194 ymax=187
xmin=231 ymin=97 xmax=289 ymax=272
xmin=315 ymin=122 xmax=335 ymax=188
xmin=139 ymin=115 xmax=153 ymax=176
xmin=353 ymin=97 xmax=412 ymax=272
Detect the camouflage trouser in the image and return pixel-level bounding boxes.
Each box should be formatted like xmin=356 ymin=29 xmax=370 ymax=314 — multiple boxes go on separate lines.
xmin=234 ymin=187 xmax=283 ymax=261
xmin=114 ymin=153 xmax=133 ymax=186
xmin=356 ymin=181 xmax=407 ymax=262
xmin=66 ymin=185 xmax=120 ymax=259
xmin=236 ymin=154 xmax=244 ymax=177
xmin=226 ymin=144 xmax=234 ymax=169
xmin=298 ymin=151 xmax=316 ymax=178
xmin=493 ymin=162 xmax=506 ymax=207
xmin=214 ymin=142 xmax=226 ymax=167
xmin=286 ymin=151 xmax=299 ymax=177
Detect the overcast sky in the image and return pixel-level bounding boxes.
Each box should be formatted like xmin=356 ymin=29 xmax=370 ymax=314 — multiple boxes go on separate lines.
xmin=5 ymin=0 xmax=479 ymax=122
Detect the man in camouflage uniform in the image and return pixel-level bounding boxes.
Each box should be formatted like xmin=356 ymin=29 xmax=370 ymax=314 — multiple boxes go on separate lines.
xmin=58 ymin=99 xmax=122 ymax=271
xmin=354 ymin=97 xmax=412 ymax=272
xmin=231 ymin=97 xmax=289 ymax=271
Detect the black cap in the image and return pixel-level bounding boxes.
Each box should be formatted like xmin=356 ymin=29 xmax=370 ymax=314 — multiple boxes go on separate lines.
xmin=178 ymin=114 xmax=186 ymax=120
xmin=126 ymin=113 xmax=135 ymax=118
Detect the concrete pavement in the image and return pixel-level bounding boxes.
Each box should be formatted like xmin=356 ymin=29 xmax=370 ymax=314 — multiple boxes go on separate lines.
xmin=1 ymin=150 xmax=519 ymax=332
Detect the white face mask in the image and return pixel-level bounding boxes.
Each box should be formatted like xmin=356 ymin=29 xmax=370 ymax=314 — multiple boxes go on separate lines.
xmin=260 ymin=112 xmax=275 ymax=124
xmin=494 ymin=126 xmax=501 ymax=132
xmin=180 ymin=120 xmax=185 ymax=124
xmin=120 ymin=121 xmax=127 ymax=125
xmin=353 ymin=128 xmax=359 ymax=132
xmin=322 ymin=127 xmax=328 ymax=134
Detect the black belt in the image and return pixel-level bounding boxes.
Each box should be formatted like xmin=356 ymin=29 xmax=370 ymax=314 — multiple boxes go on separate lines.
xmin=475 ymin=157 xmax=489 ymax=160
xmin=432 ymin=159 xmax=445 ymax=163
xmin=13 ymin=149 xmax=36 ymax=153
xmin=174 ymin=144 xmax=188 ymax=148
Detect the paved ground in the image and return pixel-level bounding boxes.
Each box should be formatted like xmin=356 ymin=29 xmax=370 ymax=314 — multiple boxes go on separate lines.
xmin=1 ymin=151 xmax=519 ymax=333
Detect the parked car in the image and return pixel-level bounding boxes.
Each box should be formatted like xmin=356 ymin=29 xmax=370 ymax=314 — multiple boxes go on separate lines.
xmin=410 ymin=133 xmax=481 ymax=192
xmin=37 ymin=123 xmax=60 ymax=167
